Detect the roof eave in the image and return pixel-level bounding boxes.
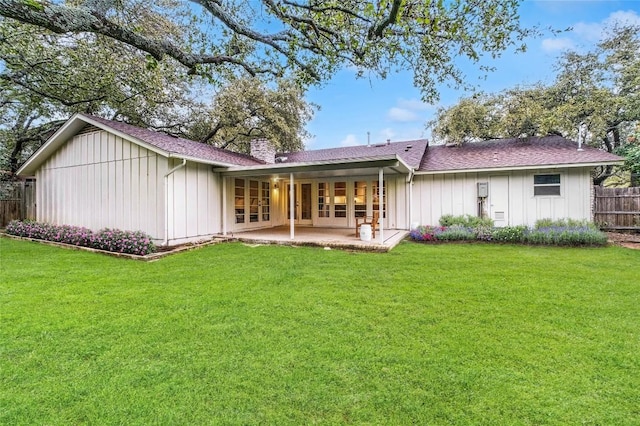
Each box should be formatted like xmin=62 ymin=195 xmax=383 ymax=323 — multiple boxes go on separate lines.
xmin=214 ymin=155 xmax=412 ymax=177
xmin=414 ymin=160 xmax=624 ymax=175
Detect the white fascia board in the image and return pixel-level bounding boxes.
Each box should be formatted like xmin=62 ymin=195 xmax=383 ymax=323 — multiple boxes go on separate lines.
xmin=414 ymin=161 xmax=624 ymax=175
xmin=214 ymin=154 xmax=412 ymax=176
xmin=167 ymin=153 xmax=239 ymax=168
xmin=17 ymin=113 xmax=84 ymax=175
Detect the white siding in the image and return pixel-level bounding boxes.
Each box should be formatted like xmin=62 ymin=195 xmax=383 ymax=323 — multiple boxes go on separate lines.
xmin=413 ymin=168 xmax=594 ymax=227
xmin=166 ymin=160 xmax=222 ymax=244
xmin=35 ymin=129 xmax=167 ymax=241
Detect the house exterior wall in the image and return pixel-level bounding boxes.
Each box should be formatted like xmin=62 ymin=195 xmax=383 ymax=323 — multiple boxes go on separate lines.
xmin=166 ymin=160 xmax=222 ymax=244
xmin=224 ymin=174 xmax=409 ymax=232
xmin=35 ymin=129 xmax=167 ymax=240
xmin=412 ymin=167 xmax=593 ymax=227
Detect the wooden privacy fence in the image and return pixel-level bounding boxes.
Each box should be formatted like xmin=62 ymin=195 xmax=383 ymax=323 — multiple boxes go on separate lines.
xmin=0 ymin=181 xmax=36 ymax=227
xmin=594 ymin=186 xmax=640 ymax=231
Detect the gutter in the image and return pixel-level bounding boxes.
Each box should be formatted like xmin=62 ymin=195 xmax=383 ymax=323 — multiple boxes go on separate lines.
xmin=163 ymin=158 xmax=187 ymax=246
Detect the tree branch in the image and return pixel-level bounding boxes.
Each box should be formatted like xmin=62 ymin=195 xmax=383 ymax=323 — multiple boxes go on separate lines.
xmin=0 ymin=0 xmax=275 ymax=77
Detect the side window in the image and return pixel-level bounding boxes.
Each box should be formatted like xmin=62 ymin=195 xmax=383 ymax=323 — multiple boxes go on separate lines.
xmin=534 ymin=174 xmax=561 ymax=196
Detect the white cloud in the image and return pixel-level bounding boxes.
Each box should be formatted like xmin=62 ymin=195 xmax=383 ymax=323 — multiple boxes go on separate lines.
xmin=607 ymin=10 xmax=640 ymax=26
xmin=397 ymin=98 xmax=431 ymax=111
xmin=541 ymin=37 xmax=575 ymax=52
xmin=571 ymin=10 xmax=640 ymax=43
xmin=340 ymin=134 xmax=361 ymax=147
xmin=572 ymin=22 xmax=604 ymax=43
xmin=379 ymin=128 xmax=395 ymax=140
xmin=387 ymin=107 xmax=418 ymax=122
xmin=386 ymin=98 xmax=434 ymax=122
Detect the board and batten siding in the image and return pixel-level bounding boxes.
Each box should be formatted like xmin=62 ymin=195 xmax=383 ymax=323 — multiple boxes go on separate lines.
xmin=36 ymin=129 xmax=167 ymax=240
xmin=412 ymin=168 xmax=594 ymax=227
xmin=165 ymin=160 xmax=222 ymax=244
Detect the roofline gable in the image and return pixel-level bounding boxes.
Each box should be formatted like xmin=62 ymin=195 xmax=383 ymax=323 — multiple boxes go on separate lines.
xmin=17 ymin=114 xmax=173 ymax=176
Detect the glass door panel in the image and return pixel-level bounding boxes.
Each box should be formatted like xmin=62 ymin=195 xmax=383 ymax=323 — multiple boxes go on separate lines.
xmin=334 ymin=182 xmax=347 ymax=218
xmin=261 ymin=181 xmax=270 ymax=221
xmin=372 ymin=180 xmax=387 ymax=218
xmin=301 ymin=183 xmax=312 ymax=220
xmin=234 ymin=178 xmax=245 ymax=224
xmin=249 ymin=180 xmax=259 ymax=222
xmin=354 ymin=181 xmax=367 ymax=218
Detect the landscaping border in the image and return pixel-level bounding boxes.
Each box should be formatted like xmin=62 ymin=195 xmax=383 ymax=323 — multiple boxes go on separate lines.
xmin=0 ymin=233 xmax=230 ymax=261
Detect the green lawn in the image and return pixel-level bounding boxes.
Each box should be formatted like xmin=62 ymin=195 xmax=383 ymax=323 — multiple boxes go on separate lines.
xmin=1 ymin=237 xmax=639 ymax=425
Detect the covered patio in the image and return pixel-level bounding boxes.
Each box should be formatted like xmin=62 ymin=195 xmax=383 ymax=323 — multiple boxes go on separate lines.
xmin=229 ymin=226 xmax=409 ymax=251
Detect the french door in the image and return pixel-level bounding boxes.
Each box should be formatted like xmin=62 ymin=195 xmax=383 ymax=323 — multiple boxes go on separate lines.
xmin=234 ymin=178 xmax=270 ymax=228
xmin=287 ymin=182 xmax=312 ymax=225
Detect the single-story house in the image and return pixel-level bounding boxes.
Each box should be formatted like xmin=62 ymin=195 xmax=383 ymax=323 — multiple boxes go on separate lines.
xmin=17 ymin=113 xmax=623 ymax=245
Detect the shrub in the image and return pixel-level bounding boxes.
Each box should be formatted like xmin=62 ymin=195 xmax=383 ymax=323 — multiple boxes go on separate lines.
xmin=490 ymin=226 xmax=528 ymax=243
xmin=474 ymin=225 xmax=494 ymax=242
xmin=5 ymin=220 xmax=156 ymax=255
xmin=409 ymin=225 xmax=445 ymax=241
xmin=525 ymin=226 xmax=607 ymax=246
xmin=535 ymin=218 xmax=598 ymax=230
xmin=409 ymin=221 xmax=607 ymax=247
xmin=437 ymin=225 xmax=476 ymax=241
xmin=439 ymin=214 xmax=494 ymax=228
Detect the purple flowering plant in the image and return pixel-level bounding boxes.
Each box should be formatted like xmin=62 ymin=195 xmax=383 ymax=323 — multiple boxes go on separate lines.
xmin=6 ymin=220 xmax=156 ymax=255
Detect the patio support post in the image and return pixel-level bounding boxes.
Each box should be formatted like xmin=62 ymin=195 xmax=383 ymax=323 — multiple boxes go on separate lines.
xmin=379 ymin=167 xmax=384 ymax=243
xmin=222 ymin=176 xmax=227 ymax=235
xmin=289 ymin=172 xmax=294 ymax=240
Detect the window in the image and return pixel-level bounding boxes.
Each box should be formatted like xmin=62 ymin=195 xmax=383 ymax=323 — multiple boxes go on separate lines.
xmin=534 ymin=174 xmax=561 ymax=196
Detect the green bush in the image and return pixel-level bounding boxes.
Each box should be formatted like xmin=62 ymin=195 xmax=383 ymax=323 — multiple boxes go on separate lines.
xmin=491 ymin=226 xmax=527 ymax=243
xmin=534 ymin=218 xmax=598 ymax=230
xmin=525 ymin=227 xmax=608 ymax=246
xmin=436 ymin=225 xmax=476 ymax=241
xmin=439 ymin=214 xmax=494 ymax=228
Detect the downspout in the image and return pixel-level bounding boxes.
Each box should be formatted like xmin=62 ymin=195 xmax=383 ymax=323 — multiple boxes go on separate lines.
xmin=290 ymin=172 xmax=295 ymax=240
xmin=379 ymin=167 xmax=384 ymax=243
xmin=408 ymin=169 xmax=415 ymax=230
xmin=163 ymin=158 xmax=187 ymax=246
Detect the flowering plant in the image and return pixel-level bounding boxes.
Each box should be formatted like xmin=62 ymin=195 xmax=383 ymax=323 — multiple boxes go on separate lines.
xmin=6 ymin=220 xmax=156 ymax=255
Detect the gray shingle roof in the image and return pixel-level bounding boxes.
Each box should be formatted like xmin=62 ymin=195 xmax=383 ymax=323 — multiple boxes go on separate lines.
xmin=281 ymin=139 xmax=429 ymax=169
xmin=84 ymin=115 xmax=263 ymax=167
xmin=418 ymin=136 xmax=623 ymax=172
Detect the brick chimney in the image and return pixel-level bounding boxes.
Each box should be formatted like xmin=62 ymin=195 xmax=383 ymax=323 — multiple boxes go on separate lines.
xmin=250 ymin=138 xmax=276 ymax=164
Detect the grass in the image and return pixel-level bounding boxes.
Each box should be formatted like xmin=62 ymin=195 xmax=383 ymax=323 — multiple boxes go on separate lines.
xmin=1 ymin=237 xmax=639 ymax=425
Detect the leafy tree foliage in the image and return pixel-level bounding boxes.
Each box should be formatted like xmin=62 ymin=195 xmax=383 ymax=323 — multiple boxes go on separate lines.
xmin=430 ymin=24 xmax=640 ymax=185
xmin=0 ymin=14 xmax=201 ymax=175
xmin=1 ymin=0 xmax=538 ymax=101
xmin=188 ymin=78 xmax=315 ymax=153
xmin=1 ymin=0 xmax=539 ymax=177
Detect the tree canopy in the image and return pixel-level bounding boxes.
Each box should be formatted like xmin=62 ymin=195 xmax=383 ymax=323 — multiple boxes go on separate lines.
xmin=0 ymin=0 xmax=540 ymax=177
xmin=429 ymin=23 xmax=640 ymax=185
xmin=189 ymin=78 xmax=315 ymax=154
xmin=1 ymin=0 xmax=538 ymax=101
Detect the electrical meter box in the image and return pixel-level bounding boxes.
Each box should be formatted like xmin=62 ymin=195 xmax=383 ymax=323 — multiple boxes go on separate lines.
xmin=477 ymin=182 xmax=489 ymax=198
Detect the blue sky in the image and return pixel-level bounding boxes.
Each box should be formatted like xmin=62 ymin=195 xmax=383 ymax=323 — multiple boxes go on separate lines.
xmin=304 ymin=0 xmax=640 ymax=150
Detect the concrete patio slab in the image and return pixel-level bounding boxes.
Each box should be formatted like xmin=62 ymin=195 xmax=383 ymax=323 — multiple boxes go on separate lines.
xmin=225 ymin=226 xmax=408 ymax=252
